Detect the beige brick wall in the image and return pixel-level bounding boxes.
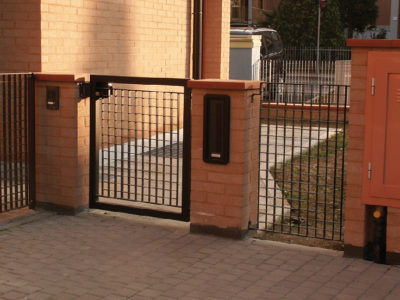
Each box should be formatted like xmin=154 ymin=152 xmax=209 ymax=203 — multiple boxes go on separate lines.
xmin=35 ymin=77 xmax=90 ymax=211
xmin=203 ymin=0 xmax=230 ymax=79
xmin=1 ymin=1 xmax=232 ymax=80
xmin=0 ymin=0 xmax=41 ymax=72
xmin=40 ymin=0 xmax=192 ymax=77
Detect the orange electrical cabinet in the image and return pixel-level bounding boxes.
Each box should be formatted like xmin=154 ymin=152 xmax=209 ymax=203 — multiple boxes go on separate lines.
xmin=363 ymin=52 xmax=400 ymax=207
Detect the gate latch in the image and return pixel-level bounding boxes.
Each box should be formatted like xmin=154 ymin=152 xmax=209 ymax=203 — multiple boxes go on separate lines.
xmin=368 ymin=162 xmax=372 ymax=179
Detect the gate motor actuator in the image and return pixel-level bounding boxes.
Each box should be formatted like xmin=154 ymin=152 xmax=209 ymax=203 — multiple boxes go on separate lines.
xmin=79 ymin=82 xmax=113 ymax=100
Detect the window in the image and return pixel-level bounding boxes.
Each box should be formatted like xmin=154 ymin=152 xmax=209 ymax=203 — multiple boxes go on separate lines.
xmin=231 ymin=0 xmax=241 ymax=22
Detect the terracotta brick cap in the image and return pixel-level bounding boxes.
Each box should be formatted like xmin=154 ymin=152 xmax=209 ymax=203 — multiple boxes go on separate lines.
xmin=347 ymin=39 xmax=400 ymax=48
xmin=35 ymin=73 xmax=87 ymax=82
xmin=188 ymin=79 xmax=262 ymax=90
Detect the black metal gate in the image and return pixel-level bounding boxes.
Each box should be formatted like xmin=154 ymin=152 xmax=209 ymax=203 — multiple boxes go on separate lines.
xmin=1 ymin=73 xmax=35 ymax=213
xmin=258 ymin=82 xmax=349 ymax=242
xmin=89 ymin=76 xmax=191 ymax=221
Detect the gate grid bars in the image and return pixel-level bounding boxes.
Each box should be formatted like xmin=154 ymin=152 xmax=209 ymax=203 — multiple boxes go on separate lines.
xmin=89 ymin=76 xmax=191 ymax=221
xmin=258 ymin=82 xmax=349 ymax=241
xmin=0 ymin=74 xmax=35 ymax=213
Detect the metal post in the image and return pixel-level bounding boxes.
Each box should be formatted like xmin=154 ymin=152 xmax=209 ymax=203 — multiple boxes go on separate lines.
xmin=248 ymin=0 xmax=252 ymax=26
xmin=27 ymin=74 xmax=36 ymax=209
xmin=317 ymin=2 xmax=321 ymax=83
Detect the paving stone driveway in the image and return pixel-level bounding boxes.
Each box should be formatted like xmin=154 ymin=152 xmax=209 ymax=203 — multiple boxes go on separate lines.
xmin=1 ymin=210 xmax=400 ymax=300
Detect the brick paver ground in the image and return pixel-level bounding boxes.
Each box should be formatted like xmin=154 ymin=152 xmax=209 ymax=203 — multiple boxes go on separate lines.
xmin=1 ymin=209 xmax=400 ymax=300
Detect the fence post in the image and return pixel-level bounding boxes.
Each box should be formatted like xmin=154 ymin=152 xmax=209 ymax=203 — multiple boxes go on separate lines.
xmin=34 ymin=74 xmax=90 ymax=214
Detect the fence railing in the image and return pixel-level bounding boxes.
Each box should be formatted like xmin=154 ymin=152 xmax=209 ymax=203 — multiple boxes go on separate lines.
xmin=0 ymin=73 xmax=35 ymax=213
xmin=260 ymin=47 xmax=351 ymax=86
xmin=258 ymin=83 xmax=349 ymax=241
xmin=263 ymin=82 xmax=350 ymax=106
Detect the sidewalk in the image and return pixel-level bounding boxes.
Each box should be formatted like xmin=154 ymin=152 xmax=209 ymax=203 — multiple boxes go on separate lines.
xmin=1 ymin=210 xmax=400 ymax=300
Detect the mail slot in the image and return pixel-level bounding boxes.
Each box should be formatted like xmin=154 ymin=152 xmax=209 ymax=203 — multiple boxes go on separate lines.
xmin=46 ymin=86 xmax=60 ymax=110
xmin=203 ymin=94 xmax=230 ymax=164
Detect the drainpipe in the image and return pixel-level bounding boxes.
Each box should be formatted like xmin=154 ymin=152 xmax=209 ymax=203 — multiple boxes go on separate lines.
xmin=248 ymin=0 xmax=252 ymax=26
xmin=193 ymin=0 xmax=204 ymax=79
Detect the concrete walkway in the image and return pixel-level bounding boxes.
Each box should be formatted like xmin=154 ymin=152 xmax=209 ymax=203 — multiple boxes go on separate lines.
xmin=258 ymin=124 xmax=339 ymax=230
xmin=1 ymin=210 xmax=400 ymax=300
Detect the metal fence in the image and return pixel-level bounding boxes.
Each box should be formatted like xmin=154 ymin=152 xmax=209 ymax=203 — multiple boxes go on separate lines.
xmin=0 ymin=74 xmax=35 ymax=213
xmin=264 ymin=82 xmax=350 ymax=105
xmin=90 ymin=76 xmax=191 ymax=221
xmin=260 ymin=47 xmax=351 ymax=87
xmin=258 ymin=83 xmax=349 ymax=242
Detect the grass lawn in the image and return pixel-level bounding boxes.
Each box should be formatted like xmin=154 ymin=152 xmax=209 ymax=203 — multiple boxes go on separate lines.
xmin=269 ymin=130 xmax=347 ymax=241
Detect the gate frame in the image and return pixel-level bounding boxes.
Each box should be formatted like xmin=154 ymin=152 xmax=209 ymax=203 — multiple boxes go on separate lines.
xmin=28 ymin=74 xmax=36 ymax=209
xmin=89 ymin=75 xmax=191 ymax=221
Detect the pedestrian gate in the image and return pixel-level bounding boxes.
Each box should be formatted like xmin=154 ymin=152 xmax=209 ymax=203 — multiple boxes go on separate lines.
xmin=0 ymin=73 xmax=35 ymax=213
xmin=89 ymin=76 xmax=191 ymax=221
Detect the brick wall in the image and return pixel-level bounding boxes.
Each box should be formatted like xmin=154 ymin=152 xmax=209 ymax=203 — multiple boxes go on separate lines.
xmin=40 ymin=0 xmax=192 ymax=77
xmin=35 ymin=75 xmax=90 ymax=213
xmin=1 ymin=1 xmax=232 ymax=80
xmin=203 ymin=0 xmax=230 ymax=79
xmin=345 ymin=40 xmax=400 ymax=262
xmin=0 ymin=0 xmax=41 ymax=72
xmin=344 ymin=46 xmax=369 ymax=251
xmin=387 ymin=207 xmax=400 ymax=256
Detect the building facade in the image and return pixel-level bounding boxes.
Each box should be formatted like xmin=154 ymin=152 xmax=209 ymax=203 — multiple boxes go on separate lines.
xmin=0 ymin=0 xmax=231 ymax=80
xmin=231 ymin=0 xmax=280 ymax=25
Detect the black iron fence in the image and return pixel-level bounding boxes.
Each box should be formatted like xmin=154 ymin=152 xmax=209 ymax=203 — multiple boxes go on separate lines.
xmin=0 ymin=74 xmax=35 ymax=213
xmin=258 ymin=83 xmax=349 ymax=242
xmin=90 ymin=76 xmax=191 ymax=221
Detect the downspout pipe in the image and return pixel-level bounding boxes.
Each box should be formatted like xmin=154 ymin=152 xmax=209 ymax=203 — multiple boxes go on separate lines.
xmin=248 ymin=0 xmax=252 ymax=26
xmin=193 ymin=0 xmax=203 ymax=79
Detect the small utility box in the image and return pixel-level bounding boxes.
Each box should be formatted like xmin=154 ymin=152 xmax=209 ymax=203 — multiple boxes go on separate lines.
xmin=362 ymin=52 xmax=400 ymax=207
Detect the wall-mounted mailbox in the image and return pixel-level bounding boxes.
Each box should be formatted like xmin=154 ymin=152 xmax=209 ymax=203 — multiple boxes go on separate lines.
xmin=46 ymin=86 xmax=60 ymax=110
xmin=203 ymin=94 xmax=230 ymax=164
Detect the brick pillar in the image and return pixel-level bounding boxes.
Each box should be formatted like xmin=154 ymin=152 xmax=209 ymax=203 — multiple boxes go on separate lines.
xmin=188 ymin=79 xmax=261 ymax=239
xmin=202 ymin=0 xmax=231 ymax=79
xmin=35 ymin=74 xmax=90 ymax=214
xmin=345 ymin=40 xmax=400 ymax=263
xmin=343 ymin=45 xmax=369 ymax=257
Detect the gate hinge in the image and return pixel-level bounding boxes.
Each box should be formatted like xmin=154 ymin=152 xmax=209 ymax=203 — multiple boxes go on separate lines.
xmin=251 ymin=82 xmax=267 ymax=103
xmin=372 ymin=77 xmax=376 ymax=96
xmin=368 ymin=162 xmax=372 ymax=179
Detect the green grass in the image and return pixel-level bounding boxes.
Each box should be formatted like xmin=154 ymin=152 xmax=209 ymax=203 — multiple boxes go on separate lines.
xmin=269 ymin=131 xmax=348 ymax=241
